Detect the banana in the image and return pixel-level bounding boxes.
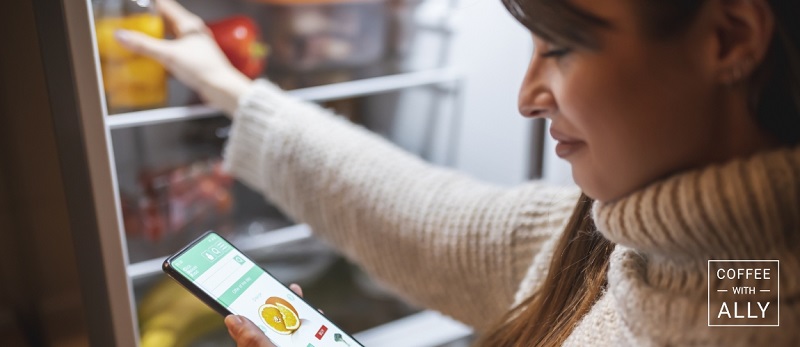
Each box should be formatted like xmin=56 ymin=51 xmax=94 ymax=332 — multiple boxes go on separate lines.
xmin=138 ymin=278 xmax=185 ymax=324
xmin=139 ymin=279 xmax=226 ymax=347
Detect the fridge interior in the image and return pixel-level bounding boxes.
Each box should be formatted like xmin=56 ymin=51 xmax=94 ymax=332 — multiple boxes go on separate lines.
xmin=93 ymin=0 xmax=473 ymax=345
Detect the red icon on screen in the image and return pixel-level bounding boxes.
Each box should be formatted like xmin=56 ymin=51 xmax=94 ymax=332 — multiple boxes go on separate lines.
xmin=315 ymin=325 xmax=328 ymax=340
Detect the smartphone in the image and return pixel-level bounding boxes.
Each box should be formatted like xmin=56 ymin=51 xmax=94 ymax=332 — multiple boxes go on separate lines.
xmin=163 ymin=231 xmax=363 ymax=347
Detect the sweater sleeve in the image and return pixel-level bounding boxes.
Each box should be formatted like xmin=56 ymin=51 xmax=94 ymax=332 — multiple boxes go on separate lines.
xmin=223 ymin=80 xmax=580 ymax=331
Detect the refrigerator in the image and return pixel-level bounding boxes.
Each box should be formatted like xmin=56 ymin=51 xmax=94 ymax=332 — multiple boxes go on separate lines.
xmin=0 ymin=0 xmax=543 ymax=346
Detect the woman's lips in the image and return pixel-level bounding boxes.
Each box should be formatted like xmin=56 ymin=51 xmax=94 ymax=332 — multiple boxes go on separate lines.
xmin=555 ymin=141 xmax=585 ymax=158
xmin=550 ymin=128 xmax=585 ymax=158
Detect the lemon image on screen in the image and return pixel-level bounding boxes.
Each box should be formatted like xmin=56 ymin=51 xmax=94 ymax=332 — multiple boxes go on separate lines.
xmin=259 ymin=297 xmax=301 ymax=334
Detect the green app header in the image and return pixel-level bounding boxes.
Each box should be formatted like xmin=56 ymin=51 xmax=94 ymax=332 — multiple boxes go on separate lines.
xmin=172 ymin=233 xmax=235 ymax=280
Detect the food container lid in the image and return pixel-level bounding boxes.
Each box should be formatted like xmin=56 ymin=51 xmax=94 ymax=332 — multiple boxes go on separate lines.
xmin=248 ymin=0 xmax=381 ymax=5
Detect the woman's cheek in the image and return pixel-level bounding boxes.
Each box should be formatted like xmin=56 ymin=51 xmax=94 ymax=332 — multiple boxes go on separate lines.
xmin=557 ymin=67 xmax=613 ymax=137
xmin=556 ymin=63 xmax=648 ymax=200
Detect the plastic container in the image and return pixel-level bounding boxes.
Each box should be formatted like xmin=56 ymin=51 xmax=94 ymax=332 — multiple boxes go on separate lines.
xmin=250 ymin=0 xmax=390 ymax=71
xmin=121 ymin=158 xmax=235 ymax=244
xmin=93 ymin=0 xmax=167 ymax=113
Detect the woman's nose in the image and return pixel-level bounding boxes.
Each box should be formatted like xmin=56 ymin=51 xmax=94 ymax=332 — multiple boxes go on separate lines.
xmin=519 ymin=91 xmax=557 ymax=119
xmin=518 ymin=54 xmax=557 ymax=118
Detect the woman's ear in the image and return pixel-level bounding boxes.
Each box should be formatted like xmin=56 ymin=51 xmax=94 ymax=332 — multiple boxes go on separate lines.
xmin=711 ymin=0 xmax=775 ymax=85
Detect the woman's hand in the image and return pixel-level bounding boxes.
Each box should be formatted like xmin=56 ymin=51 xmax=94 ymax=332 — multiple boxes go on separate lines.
xmin=224 ymin=284 xmax=308 ymax=347
xmin=114 ymin=0 xmax=252 ymax=115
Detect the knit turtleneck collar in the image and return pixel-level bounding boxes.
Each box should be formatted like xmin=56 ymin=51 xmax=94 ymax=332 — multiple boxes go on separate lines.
xmin=592 ymin=145 xmax=800 ymax=260
xmin=578 ymin=146 xmax=800 ymax=345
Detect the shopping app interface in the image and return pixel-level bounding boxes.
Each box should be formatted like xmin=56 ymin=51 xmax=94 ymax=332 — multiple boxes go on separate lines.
xmin=172 ymin=233 xmax=360 ymax=347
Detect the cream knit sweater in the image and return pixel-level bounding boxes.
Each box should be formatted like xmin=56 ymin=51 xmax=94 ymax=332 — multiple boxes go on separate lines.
xmin=224 ymin=80 xmax=799 ymax=346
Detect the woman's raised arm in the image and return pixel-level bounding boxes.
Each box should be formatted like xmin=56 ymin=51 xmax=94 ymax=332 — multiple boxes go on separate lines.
xmin=225 ymin=79 xmax=580 ymax=331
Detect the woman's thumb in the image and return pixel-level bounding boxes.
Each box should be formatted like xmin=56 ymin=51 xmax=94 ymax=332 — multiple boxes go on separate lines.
xmin=114 ymin=29 xmax=171 ymax=64
xmin=225 ymin=315 xmax=273 ymax=347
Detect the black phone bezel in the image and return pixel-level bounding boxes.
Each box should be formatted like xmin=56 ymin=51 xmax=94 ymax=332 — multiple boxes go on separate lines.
xmin=162 ymin=231 xmax=234 ymax=316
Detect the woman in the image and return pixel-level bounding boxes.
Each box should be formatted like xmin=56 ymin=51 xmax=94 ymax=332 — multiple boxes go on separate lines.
xmin=117 ymin=0 xmax=799 ymax=345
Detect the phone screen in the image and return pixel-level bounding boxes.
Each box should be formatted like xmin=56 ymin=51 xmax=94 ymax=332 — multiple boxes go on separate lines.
xmin=164 ymin=232 xmax=363 ymax=347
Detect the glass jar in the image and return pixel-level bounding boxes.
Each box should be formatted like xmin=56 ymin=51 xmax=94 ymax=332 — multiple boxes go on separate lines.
xmin=94 ymin=0 xmax=167 ymax=114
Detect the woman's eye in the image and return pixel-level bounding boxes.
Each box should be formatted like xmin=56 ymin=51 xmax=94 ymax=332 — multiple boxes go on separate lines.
xmin=540 ymin=47 xmax=572 ymax=58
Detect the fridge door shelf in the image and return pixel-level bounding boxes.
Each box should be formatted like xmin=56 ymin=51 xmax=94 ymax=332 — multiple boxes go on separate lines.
xmin=127 ymin=223 xmax=313 ymax=281
xmin=106 ymin=68 xmax=462 ymax=130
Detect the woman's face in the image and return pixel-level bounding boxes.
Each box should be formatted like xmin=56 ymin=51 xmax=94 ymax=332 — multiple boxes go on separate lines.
xmin=519 ymin=0 xmax=768 ymax=201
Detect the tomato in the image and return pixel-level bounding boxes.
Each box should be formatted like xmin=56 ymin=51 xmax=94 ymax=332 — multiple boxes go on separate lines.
xmin=207 ymin=16 xmax=268 ymax=79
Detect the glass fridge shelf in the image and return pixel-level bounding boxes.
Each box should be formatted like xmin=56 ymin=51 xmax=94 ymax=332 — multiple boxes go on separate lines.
xmin=126 ymin=223 xmax=313 ymax=281
xmin=106 ymin=68 xmax=462 ymax=130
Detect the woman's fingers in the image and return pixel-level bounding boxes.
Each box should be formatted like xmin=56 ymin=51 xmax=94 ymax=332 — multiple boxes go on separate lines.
xmin=154 ymin=0 xmax=208 ymax=37
xmin=114 ymin=30 xmax=204 ymax=84
xmin=289 ymin=283 xmax=304 ymax=298
xmin=114 ymin=30 xmax=173 ymax=64
xmin=289 ymin=283 xmax=324 ymax=314
xmin=225 ymin=315 xmax=276 ymax=347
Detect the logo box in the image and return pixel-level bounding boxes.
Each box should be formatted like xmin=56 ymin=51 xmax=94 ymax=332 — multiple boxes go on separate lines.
xmin=708 ymin=260 xmax=779 ymax=327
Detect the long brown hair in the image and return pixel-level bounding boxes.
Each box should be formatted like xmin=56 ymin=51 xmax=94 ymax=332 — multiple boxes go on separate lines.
xmin=480 ymin=1 xmax=800 ymax=346
xmin=479 ymin=193 xmax=613 ymax=346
